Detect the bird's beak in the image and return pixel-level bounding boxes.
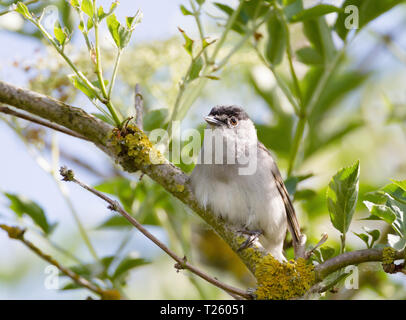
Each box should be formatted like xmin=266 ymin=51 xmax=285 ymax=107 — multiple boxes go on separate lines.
xmin=204 ymin=116 xmax=222 ymax=126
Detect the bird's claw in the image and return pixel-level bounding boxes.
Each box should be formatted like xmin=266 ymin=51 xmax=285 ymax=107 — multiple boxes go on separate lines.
xmin=237 ymin=229 xmax=262 ymax=252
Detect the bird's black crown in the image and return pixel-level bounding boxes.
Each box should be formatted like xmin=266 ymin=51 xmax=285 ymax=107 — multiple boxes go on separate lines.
xmin=208 ymin=105 xmax=249 ymax=121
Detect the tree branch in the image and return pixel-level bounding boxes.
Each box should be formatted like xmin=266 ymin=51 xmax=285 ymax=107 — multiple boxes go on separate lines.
xmin=0 ymin=105 xmax=89 ymax=141
xmin=134 ymin=84 xmax=143 ymax=130
xmin=314 ymin=247 xmax=406 ymax=281
xmin=0 ymin=224 xmax=120 ymax=300
xmin=59 ymin=166 xmax=251 ymax=300
xmin=0 ymin=81 xmax=111 ymax=147
xmin=0 ymin=80 xmax=265 ymax=274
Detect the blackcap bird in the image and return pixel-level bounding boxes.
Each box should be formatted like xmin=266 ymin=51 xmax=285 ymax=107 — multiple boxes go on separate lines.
xmin=189 ymin=105 xmax=304 ymax=261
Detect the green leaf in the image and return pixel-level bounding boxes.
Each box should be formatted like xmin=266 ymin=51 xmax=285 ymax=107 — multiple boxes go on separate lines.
xmin=97 ymin=5 xmax=105 ymax=20
xmin=195 ymin=0 xmax=205 ymax=4
xmin=363 ymin=201 xmax=396 ymax=225
xmin=78 ymin=20 xmax=85 ymax=32
xmin=97 ymin=1 xmax=118 ymax=20
xmin=4 ymin=193 xmax=55 ymax=235
xmin=353 ymin=232 xmax=370 ymax=248
xmin=213 ymin=2 xmax=246 ymax=34
xmin=320 ymin=246 xmax=335 ymax=261
xmin=290 ymin=4 xmax=342 ymax=22
xmin=112 ymin=257 xmax=149 ymax=280
xmin=388 ymin=234 xmax=406 ymax=251
xmin=303 ymin=17 xmax=335 ymax=62
xmin=94 ymin=177 xmax=135 ymax=211
xmin=126 ymin=10 xmax=143 ymax=30
xmin=54 ymin=21 xmax=67 ymax=46
xmin=87 ymin=15 xmax=94 ymax=30
xmin=189 ymin=56 xmax=204 ymax=81
xmin=265 ymin=11 xmax=287 ymax=66
xmin=68 ymin=74 xmax=95 ymax=100
xmin=335 ymin=0 xmax=403 ymax=40
xmin=62 ymin=256 xmax=115 ymax=281
xmin=178 ymin=27 xmax=194 ymax=56
xmin=61 ymin=282 xmax=82 ymax=290
xmin=15 ymin=2 xmax=32 ymax=19
xmin=390 ymin=179 xmax=406 ymax=193
xmin=106 ymin=12 xmax=139 ymax=49
xmin=284 ymin=174 xmax=314 ymax=197
xmin=96 ymin=215 xmax=131 ymax=229
xmin=364 ymin=227 xmax=380 ymax=243
xmin=326 ymin=160 xmax=360 ymax=234
xmin=202 ymin=37 xmax=215 ymax=49
xmin=106 ymin=13 xmax=121 ymax=47
xmin=91 ymin=79 xmax=109 ymax=91
xmin=97 ymin=3 xmax=119 ymax=21
xmin=81 ymin=0 xmax=94 ymax=17
xmin=296 ymin=47 xmax=323 ymax=65
xmin=180 ymin=5 xmax=193 ymax=16
xmin=382 ymin=183 xmax=406 ymax=205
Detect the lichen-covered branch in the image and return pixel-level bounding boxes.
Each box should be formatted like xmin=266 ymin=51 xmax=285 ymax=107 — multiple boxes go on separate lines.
xmin=0 ymin=80 xmax=266 ymax=274
xmin=0 ymin=224 xmax=120 ymax=300
xmin=0 ymin=105 xmax=89 ymax=141
xmin=314 ymin=247 xmax=406 ymax=281
xmin=0 ymin=81 xmax=111 ymax=147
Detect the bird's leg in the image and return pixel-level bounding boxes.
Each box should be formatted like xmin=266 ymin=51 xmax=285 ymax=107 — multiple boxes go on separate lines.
xmin=237 ymin=229 xmax=263 ymax=252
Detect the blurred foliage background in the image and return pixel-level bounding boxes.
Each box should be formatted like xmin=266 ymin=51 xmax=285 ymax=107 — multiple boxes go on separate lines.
xmin=0 ymin=0 xmax=406 ymax=299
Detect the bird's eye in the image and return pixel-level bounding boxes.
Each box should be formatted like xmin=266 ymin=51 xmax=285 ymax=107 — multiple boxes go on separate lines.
xmin=230 ymin=117 xmax=238 ymax=126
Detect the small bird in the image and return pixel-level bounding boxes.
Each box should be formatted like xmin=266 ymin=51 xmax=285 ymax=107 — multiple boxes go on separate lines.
xmin=189 ymin=105 xmax=303 ymax=261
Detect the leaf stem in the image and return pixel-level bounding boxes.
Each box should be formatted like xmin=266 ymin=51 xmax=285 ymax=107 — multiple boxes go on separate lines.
xmin=340 ymin=233 xmax=346 ymax=254
xmin=275 ymin=1 xmax=303 ymax=112
xmin=92 ymin=0 xmax=121 ymax=126
xmin=216 ymin=9 xmax=273 ymax=70
xmin=287 ymin=116 xmax=306 ymax=176
xmin=33 ymin=21 xmax=100 ymax=97
xmin=254 ymin=45 xmax=301 ymax=114
xmin=108 ymin=48 xmax=122 ymax=99
xmin=210 ymin=0 xmax=244 ymax=63
xmin=21 ymin=9 xmax=124 ymax=128
xmin=189 ymin=0 xmax=208 ymax=63
xmin=0 ymin=0 xmax=38 ymax=16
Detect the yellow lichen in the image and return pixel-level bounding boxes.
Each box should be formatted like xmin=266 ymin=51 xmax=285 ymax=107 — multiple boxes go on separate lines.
xmin=109 ymin=124 xmax=166 ymax=170
xmin=382 ymin=247 xmax=396 ymax=265
xmin=174 ymin=184 xmax=185 ymax=193
xmin=254 ymin=255 xmax=315 ymax=300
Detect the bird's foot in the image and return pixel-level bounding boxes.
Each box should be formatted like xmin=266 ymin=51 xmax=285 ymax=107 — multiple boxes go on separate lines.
xmin=237 ymin=229 xmax=262 ymax=252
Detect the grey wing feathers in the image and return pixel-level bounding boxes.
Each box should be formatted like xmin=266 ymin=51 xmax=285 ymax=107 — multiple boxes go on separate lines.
xmin=258 ymin=143 xmax=301 ymax=244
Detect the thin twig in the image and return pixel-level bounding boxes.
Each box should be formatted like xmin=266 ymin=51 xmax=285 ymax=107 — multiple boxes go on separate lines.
xmin=304 ymin=233 xmax=328 ymax=260
xmin=314 ymin=247 xmax=406 ymax=281
xmin=0 ymin=224 xmax=118 ymax=299
xmin=59 ymin=166 xmax=252 ymax=300
xmin=189 ymin=0 xmax=208 ymax=63
xmin=0 ymin=105 xmax=89 ymax=141
xmin=134 ymin=84 xmax=143 ymax=130
xmin=0 ymin=0 xmax=39 ymax=16
xmin=44 ymin=141 xmax=110 ymax=179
